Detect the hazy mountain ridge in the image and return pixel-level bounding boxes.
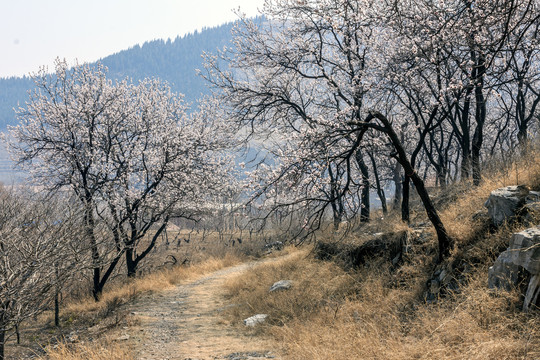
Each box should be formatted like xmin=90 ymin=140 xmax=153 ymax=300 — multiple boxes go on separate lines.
xmin=0 ymin=21 xmax=237 ymax=130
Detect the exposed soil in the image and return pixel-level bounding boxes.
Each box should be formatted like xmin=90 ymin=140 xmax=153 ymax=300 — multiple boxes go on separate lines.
xmin=120 ymin=259 xmax=283 ymax=360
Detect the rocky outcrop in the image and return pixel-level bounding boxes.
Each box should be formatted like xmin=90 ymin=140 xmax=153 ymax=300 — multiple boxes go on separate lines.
xmin=424 ymin=263 xmax=461 ymax=303
xmin=487 ymin=251 xmax=524 ymax=291
xmin=484 ymin=185 xmax=539 ymax=226
xmin=523 ymin=202 xmax=540 ymax=225
xmin=315 ymin=231 xmax=410 ymax=269
xmin=489 ymin=226 xmax=540 ymax=311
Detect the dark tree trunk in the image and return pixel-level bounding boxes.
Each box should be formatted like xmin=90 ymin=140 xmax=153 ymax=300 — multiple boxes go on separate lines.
xmin=92 ymin=270 xmax=103 ymax=301
xmin=401 ymin=176 xmax=410 ymax=223
xmin=472 ymin=53 xmax=486 ymax=186
xmin=0 ymin=328 xmax=5 ymax=360
xmin=355 ymin=150 xmax=370 ymax=222
xmin=437 ymin=152 xmax=448 ymax=189
xmin=328 ymin=165 xmax=344 ymax=230
xmin=460 ymin=86 xmax=473 ymax=180
xmin=393 ymin=162 xmax=402 ymax=210
xmin=84 ymin=203 xmax=103 ymax=302
xmin=126 ymin=248 xmax=137 ymax=278
xmin=368 ymin=151 xmax=387 ymax=214
xmin=55 ymin=292 xmax=60 ymax=327
xmin=409 ymin=166 xmax=453 ymax=260
xmin=125 ymin=222 xmax=168 ymax=277
xmin=55 ymin=264 xmax=60 ymax=327
xmin=367 ymin=112 xmax=454 ymax=261
xmin=331 ymin=202 xmax=343 ymax=230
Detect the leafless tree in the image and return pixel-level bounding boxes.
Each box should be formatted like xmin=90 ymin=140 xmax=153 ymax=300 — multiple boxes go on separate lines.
xmin=8 ymin=60 xmax=235 ymax=299
xmin=0 ymin=188 xmax=83 ymax=360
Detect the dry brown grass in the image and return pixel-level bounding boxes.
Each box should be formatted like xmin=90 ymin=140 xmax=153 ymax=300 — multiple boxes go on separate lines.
xmin=219 ymin=146 xmax=540 ymax=359
xmin=441 ymin=146 xmax=540 ymax=244
xmin=221 ymin=248 xmax=362 ymax=328
xmin=222 ymin=247 xmax=539 ymax=359
xmin=65 ymin=252 xmax=242 ymax=317
xmin=45 ymin=341 xmax=133 ymax=360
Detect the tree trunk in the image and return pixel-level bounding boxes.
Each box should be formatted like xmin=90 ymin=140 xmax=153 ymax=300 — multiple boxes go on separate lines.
xmin=55 ymin=264 xmax=60 ymax=327
xmin=472 ymin=85 xmax=486 ymax=186
xmin=92 ymin=272 xmax=103 ymax=302
xmin=409 ymin=167 xmax=453 ymax=260
xmin=471 ymin=51 xmax=486 ymax=186
xmin=126 ymin=248 xmax=137 ymax=278
xmin=328 ymin=165 xmax=344 ymax=230
xmin=368 ymin=112 xmax=454 ymax=261
xmin=393 ymin=162 xmax=402 ymax=210
xmin=84 ymin=203 xmax=102 ymax=302
xmin=401 ymin=176 xmax=410 ymax=223
xmin=355 ymin=150 xmax=370 ymax=222
xmin=460 ymin=86 xmax=473 ymax=180
xmin=368 ymin=151 xmax=387 ymax=214
xmin=125 ymin=222 xmax=168 ymax=277
xmin=55 ymin=292 xmax=60 ymax=327
xmin=437 ymin=153 xmax=447 ymax=189
xmin=0 ymin=328 xmax=5 ymax=360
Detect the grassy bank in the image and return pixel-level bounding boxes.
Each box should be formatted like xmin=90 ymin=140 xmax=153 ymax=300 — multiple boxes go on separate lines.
xmin=219 ymin=149 xmax=540 ymax=359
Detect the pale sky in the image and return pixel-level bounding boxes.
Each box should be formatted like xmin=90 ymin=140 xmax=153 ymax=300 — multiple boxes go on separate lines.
xmin=0 ymin=0 xmax=265 ymax=78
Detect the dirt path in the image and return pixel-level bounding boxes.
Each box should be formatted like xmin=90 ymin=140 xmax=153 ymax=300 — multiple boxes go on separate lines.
xmin=122 ymin=259 xmax=283 ymax=360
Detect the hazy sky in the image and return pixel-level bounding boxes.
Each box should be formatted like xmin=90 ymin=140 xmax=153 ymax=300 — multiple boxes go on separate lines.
xmin=0 ymin=0 xmax=265 ymax=78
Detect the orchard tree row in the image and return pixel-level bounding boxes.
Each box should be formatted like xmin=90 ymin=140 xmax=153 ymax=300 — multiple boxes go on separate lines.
xmin=0 ymin=60 xmax=236 ymax=359
xmin=203 ymin=0 xmax=540 ymax=259
xmin=8 ymin=60 xmax=237 ymax=299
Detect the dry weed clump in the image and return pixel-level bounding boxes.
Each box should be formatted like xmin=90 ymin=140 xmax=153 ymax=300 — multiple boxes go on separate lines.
xmin=44 ymin=341 xmax=133 ymax=360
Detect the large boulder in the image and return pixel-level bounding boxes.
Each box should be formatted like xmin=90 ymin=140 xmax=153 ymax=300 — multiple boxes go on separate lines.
xmin=488 ymin=226 xmax=540 ymax=311
xmin=484 ymin=185 xmax=530 ymax=226
xmin=507 ymin=227 xmax=540 ymax=274
xmin=488 ymin=250 xmax=524 ymax=291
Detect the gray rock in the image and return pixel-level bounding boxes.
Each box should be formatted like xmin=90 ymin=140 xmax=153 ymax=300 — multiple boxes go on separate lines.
xmin=527 ymin=191 xmax=540 ymax=202
xmin=243 ymin=314 xmax=268 ymax=327
xmin=224 ymin=351 xmax=276 ymax=359
xmin=488 ymin=250 xmax=523 ymax=290
xmin=507 ymin=226 xmax=540 ymax=274
xmin=484 ymin=185 xmax=530 ymax=226
xmin=523 ymin=202 xmax=540 ymax=225
xmin=524 ymin=275 xmax=540 ymax=311
xmin=263 ymin=241 xmax=284 ymax=252
xmin=269 ymin=280 xmax=293 ymax=292
xmin=424 ymin=265 xmax=456 ymax=303
xmin=67 ymin=332 xmax=79 ymax=343
xmin=489 ymin=226 xmax=540 ymax=311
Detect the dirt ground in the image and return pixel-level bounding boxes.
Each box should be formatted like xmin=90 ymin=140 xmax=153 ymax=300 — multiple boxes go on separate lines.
xmin=120 ymin=259 xmax=284 ymax=360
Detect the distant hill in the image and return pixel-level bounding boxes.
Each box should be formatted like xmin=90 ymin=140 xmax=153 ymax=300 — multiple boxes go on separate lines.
xmin=0 ymin=21 xmax=237 ymax=130
xmin=0 ymin=76 xmax=35 ymax=129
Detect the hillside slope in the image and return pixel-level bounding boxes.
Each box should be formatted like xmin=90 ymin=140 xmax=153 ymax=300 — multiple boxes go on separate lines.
xmin=0 ymin=21 xmax=237 ymax=130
